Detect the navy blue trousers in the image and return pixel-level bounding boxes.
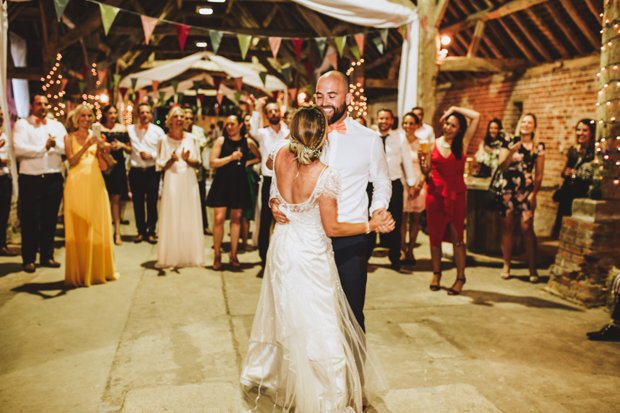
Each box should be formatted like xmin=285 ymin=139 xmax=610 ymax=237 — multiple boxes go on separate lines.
xmin=332 ymin=234 xmax=368 ymax=332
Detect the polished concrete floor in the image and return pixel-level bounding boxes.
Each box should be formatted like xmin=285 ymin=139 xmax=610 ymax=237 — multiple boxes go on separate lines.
xmin=0 ymin=213 xmax=618 ymax=413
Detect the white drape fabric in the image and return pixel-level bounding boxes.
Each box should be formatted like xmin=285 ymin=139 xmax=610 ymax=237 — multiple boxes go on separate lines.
xmin=9 ymin=31 xmax=29 ymax=119
xmin=206 ymin=52 xmax=288 ymax=92
xmin=290 ymin=0 xmax=419 ymax=119
xmin=120 ymin=52 xmax=209 ymax=89
xmin=0 ymin=2 xmax=18 ymax=198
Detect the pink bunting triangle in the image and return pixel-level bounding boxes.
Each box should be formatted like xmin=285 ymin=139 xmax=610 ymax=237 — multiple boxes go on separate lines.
xmin=152 ymin=80 xmax=159 ymax=93
xmin=354 ymin=34 xmax=365 ymax=57
xmin=197 ymin=93 xmax=205 ymax=106
xmin=288 ymin=88 xmax=297 ymax=102
xmin=138 ymin=89 xmax=147 ymax=102
xmin=141 ymin=15 xmax=158 ymax=45
xmin=292 ymin=38 xmax=303 ymax=61
xmin=327 ymin=53 xmax=338 ymax=70
xmin=213 ymin=77 xmax=222 ymax=93
xmin=216 ymin=93 xmax=224 ymax=105
xmin=97 ymin=68 xmax=107 ymax=84
xmin=234 ymin=77 xmax=243 ymax=92
xmin=303 ymin=61 xmax=314 ymax=78
xmin=268 ymin=37 xmax=282 ymax=59
xmin=174 ymin=23 xmax=190 ymax=51
xmin=214 ymin=106 xmax=220 ymax=115
xmin=60 ymin=78 xmax=68 ymax=92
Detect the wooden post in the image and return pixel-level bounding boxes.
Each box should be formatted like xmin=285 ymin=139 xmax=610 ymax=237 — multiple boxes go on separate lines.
xmin=417 ymin=0 xmax=439 ymax=123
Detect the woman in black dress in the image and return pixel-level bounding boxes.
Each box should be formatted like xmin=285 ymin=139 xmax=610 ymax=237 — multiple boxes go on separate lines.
xmin=552 ymin=119 xmax=595 ymax=237
xmin=101 ymin=105 xmax=131 ymax=245
xmin=207 ymin=115 xmax=261 ymax=270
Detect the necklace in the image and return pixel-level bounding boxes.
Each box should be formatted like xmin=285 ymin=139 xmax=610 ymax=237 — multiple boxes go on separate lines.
xmin=439 ymin=139 xmax=452 ymax=149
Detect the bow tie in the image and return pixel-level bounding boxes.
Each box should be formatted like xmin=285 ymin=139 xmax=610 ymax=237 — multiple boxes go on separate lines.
xmin=138 ymin=124 xmax=149 ymax=131
xmin=35 ymin=118 xmax=47 ymax=125
xmin=327 ymin=122 xmax=347 ymax=135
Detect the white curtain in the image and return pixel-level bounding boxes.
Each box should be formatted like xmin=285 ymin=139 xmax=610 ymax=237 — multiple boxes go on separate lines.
xmin=9 ymin=31 xmax=29 ymax=119
xmin=0 ymin=2 xmax=18 ymax=198
xmin=120 ymin=52 xmax=210 ymax=89
xmin=290 ymin=0 xmax=418 ymax=119
xmin=206 ymin=52 xmax=288 ymax=92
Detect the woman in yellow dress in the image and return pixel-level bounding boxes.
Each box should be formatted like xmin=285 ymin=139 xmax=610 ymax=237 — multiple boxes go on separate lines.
xmin=63 ymin=105 xmax=119 ymax=287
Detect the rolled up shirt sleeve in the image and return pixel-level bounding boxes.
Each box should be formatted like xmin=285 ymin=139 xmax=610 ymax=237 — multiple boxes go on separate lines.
xmin=12 ymin=120 xmax=46 ymax=158
xmin=368 ymin=136 xmax=392 ymax=216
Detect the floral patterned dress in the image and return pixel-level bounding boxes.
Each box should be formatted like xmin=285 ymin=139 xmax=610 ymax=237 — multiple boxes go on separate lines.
xmin=499 ymin=136 xmax=545 ymax=221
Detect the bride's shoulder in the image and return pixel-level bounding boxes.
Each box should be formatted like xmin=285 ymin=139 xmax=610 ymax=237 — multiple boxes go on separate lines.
xmin=319 ymin=166 xmax=341 ymax=199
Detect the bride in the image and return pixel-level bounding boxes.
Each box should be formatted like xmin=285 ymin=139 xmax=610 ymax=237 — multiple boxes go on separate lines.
xmin=239 ymin=105 xmax=392 ymax=412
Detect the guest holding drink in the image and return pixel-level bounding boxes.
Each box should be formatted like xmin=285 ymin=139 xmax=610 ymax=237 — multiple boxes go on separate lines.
xmin=206 ymin=115 xmax=261 ymax=270
xmin=474 ymin=119 xmax=504 ymax=178
xmin=63 ymin=105 xmax=119 ymax=287
xmin=101 ymin=105 xmax=131 ymax=245
xmin=420 ymin=106 xmax=480 ymax=295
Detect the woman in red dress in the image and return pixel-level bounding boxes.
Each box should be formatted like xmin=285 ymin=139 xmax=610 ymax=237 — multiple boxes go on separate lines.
xmin=420 ymin=107 xmax=480 ymax=295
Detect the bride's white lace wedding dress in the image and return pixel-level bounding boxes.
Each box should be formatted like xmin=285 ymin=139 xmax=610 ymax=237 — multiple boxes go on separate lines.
xmin=239 ymin=141 xmax=388 ymax=413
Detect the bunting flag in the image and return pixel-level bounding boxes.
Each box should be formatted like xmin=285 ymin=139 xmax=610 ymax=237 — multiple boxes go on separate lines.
xmin=119 ymin=87 xmax=128 ymax=99
xmin=152 ymin=80 xmax=159 ymax=93
xmin=251 ymin=91 xmax=260 ymax=99
xmin=268 ymin=37 xmax=282 ymax=59
xmin=234 ymin=92 xmax=242 ymax=104
xmin=292 ymin=38 xmax=303 ymax=61
xmin=81 ymin=66 xmax=88 ymax=80
xmin=399 ymin=23 xmax=407 ymax=41
xmin=327 ymin=53 xmax=338 ymax=70
xmin=99 ymin=3 xmax=120 ymax=36
xmin=234 ymin=77 xmax=243 ymax=92
xmin=177 ymin=93 xmax=184 ymax=103
xmin=98 ymin=68 xmax=107 ymax=84
xmin=216 ymin=93 xmax=224 ymax=105
xmin=60 ymin=78 xmax=68 ymax=92
xmin=130 ymin=77 xmax=138 ymax=90
xmin=288 ymin=88 xmax=297 ymax=102
xmin=129 ymin=93 xmax=136 ymax=102
xmin=315 ymin=37 xmax=327 ymax=57
xmin=281 ymin=66 xmax=291 ymax=84
xmin=54 ymin=0 xmax=70 ymax=21
xmin=209 ymin=30 xmax=223 ymax=54
xmin=141 ymin=15 xmax=158 ymax=45
xmin=113 ymin=74 xmax=121 ymax=88
xmin=303 ymin=61 xmax=314 ymax=78
xmin=78 ymin=81 xmax=87 ymax=94
xmin=175 ymin=24 xmax=190 ymax=50
xmin=335 ymin=36 xmax=347 ymax=58
xmin=380 ymin=28 xmax=389 ymax=47
xmin=214 ymin=106 xmax=220 ymax=116
xmin=197 ymin=93 xmax=205 ymax=106
xmin=372 ymin=35 xmax=384 ymax=55
xmin=171 ymin=80 xmax=179 ymax=94
xmin=158 ymin=90 xmax=166 ymax=103
xmin=354 ymin=34 xmax=365 ymax=57
xmin=213 ymin=77 xmax=222 ymax=93
xmin=237 ymin=34 xmax=252 ymax=60
xmin=271 ymin=91 xmax=279 ymax=101
xmin=193 ymin=80 xmax=202 ymax=90
xmin=259 ymin=72 xmax=268 ymax=88
xmin=350 ymin=45 xmax=361 ymax=61
xmin=138 ymin=89 xmax=147 ymax=102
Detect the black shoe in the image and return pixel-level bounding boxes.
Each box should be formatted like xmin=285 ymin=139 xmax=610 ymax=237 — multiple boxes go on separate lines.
xmin=447 ymin=277 xmax=466 ymax=296
xmin=430 ymin=272 xmax=441 ymax=291
xmin=0 ymin=246 xmax=16 ymax=256
xmin=40 ymin=259 xmax=61 ymax=268
xmin=134 ymin=234 xmax=144 ymax=243
xmin=120 ymin=219 xmax=130 ymax=225
xmin=23 ymin=263 xmax=36 ymax=273
xmin=587 ymin=324 xmax=620 ymax=342
xmin=390 ymin=262 xmax=401 ymax=272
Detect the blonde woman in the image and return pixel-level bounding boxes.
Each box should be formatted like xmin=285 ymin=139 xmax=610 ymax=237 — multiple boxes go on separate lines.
xmin=240 ymin=105 xmax=391 ymax=412
xmin=155 ymin=107 xmax=204 ymax=269
xmin=63 ymin=105 xmax=119 ymax=287
xmin=498 ymin=113 xmax=545 ymax=282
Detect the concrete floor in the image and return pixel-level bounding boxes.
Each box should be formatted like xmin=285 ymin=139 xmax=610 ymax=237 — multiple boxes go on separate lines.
xmin=0 ymin=212 xmax=618 ymax=413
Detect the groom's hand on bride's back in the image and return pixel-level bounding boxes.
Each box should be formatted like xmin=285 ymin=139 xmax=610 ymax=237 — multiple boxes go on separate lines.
xmin=270 ymin=199 xmax=290 ymax=224
xmin=371 ymin=209 xmax=395 ymax=233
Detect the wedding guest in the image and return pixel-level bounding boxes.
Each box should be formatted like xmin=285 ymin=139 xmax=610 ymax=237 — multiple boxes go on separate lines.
xmin=367 ymin=109 xmax=416 ymax=272
xmin=552 ymin=119 xmax=595 ymax=237
xmin=207 ymin=115 xmax=261 ymax=270
xmin=273 ymin=71 xmax=392 ymax=332
xmin=127 ymin=103 xmax=164 ymax=244
xmin=241 ymin=114 xmax=260 ymax=251
xmin=475 ymin=119 xmax=505 ymax=178
xmin=156 ymin=107 xmax=204 ymax=268
xmin=63 ymin=105 xmax=119 ymax=287
xmin=0 ymin=107 xmax=16 ymax=256
xmin=101 ymin=105 xmax=131 ymax=245
xmin=587 ymin=298 xmax=620 ymax=341
xmin=498 ymin=113 xmax=545 ymax=282
xmin=401 ymin=112 xmax=428 ymax=265
xmin=184 ymin=107 xmax=209 ymax=234
xmin=412 ymin=106 xmax=436 ymax=142
xmin=248 ymin=96 xmax=289 ymax=267
xmin=12 ymin=95 xmax=66 ymax=272
xmin=354 ymin=116 xmax=366 ymax=126
xmin=420 ymin=106 xmax=480 ymax=295
xmin=283 ymin=109 xmax=296 ymax=128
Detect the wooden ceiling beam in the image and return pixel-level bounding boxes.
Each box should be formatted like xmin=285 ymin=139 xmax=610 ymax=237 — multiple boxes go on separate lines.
xmin=481 ymin=34 xmax=504 ymax=58
xmin=497 ymin=18 xmax=538 ymax=63
xmin=434 ymin=0 xmax=452 ymax=28
xmin=440 ymin=56 xmax=530 ymax=72
xmin=467 ymin=20 xmax=486 ymax=57
xmin=387 ymin=54 xmax=401 ymax=80
xmin=510 ymin=14 xmax=552 ymax=62
xmin=441 ymin=0 xmax=552 ymax=34
xmin=57 ymin=0 xmax=125 ymax=51
xmin=544 ymin=3 xmax=587 ymax=55
xmin=559 ymin=0 xmax=600 ymax=49
xmin=8 ymin=67 xmax=44 ymax=80
xmin=584 ymin=0 xmax=602 ymax=21
xmin=108 ymin=25 xmax=315 ymax=39
xmin=365 ymin=47 xmax=402 ymax=71
xmin=365 ymin=79 xmax=398 ymax=89
xmin=524 ymin=8 xmax=570 ymax=59
xmin=485 ymin=22 xmax=519 ymax=57
xmin=262 ymin=5 xmax=280 ymax=28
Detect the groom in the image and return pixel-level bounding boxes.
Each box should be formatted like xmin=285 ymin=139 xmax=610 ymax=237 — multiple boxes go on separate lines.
xmin=271 ymin=71 xmax=392 ymax=332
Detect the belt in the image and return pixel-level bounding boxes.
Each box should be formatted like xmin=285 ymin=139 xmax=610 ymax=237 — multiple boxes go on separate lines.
xmin=22 ymin=173 xmax=61 ymax=179
xmin=131 ymin=166 xmax=156 ymax=172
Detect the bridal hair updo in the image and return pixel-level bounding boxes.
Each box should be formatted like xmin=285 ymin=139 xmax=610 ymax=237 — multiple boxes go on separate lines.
xmin=289 ymin=105 xmax=328 ymax=165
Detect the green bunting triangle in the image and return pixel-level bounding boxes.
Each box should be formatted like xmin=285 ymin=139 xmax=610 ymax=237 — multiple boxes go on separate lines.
xmin=99 ymin=3 xmax=121 ymax=36
xmin=158 ymin=91 xmax=166 ymax=105
xmin=315 ymin=37 xmax=327 ymax=57
xmin=372 ymin=36 xmax=384 ymax=55
xmin=171 ymin=80 xmax=179 ymax=94
xmin=193 ymin=80 xmax=202 ymax=90
xmin=350 ymin=45 xmax=361 ymax=61
xmin=78 ymin=81 xmax=87 ymax=94
xmin=335 ymin=36 xmax=347 ymax=58
xmin=259 ymin=72 xmax=268 ymax=88
xmin=113 ymin=73 xmax=121 ymax=88
xmin=237 ymin=34 xmax=252 ymax=60
xmin=209 ymin=30 xmax=223 ymax=55
xmin=380 ymin=29 xmax=389 ymax=46
xmin=54 ymin=0 xmax=70 ymax=21
xmin=399 ymin=24 xmax=407 ymax=41
xmin=130 ymin=77 xmax=138 ymax=90
xmin=234 ymin=92 xmax=242 ymax=104
xmin=281 ymin=66 xmax=291 ymax=84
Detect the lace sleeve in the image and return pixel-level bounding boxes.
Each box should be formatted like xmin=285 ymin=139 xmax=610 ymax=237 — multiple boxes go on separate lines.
xmin=321 ymin=168 xmax=341 ymax=200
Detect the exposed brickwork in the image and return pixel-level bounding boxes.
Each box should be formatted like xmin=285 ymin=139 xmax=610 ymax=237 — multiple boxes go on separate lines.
xmin=432 ymin=56 xmax=599 ymax=235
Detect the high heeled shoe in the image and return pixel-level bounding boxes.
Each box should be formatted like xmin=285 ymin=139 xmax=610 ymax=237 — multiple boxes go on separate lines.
xmin=429 ymin=272 xmax=441 ymax=291
xmin=213 ymin=254 xmax=222 ymax=271
xmin=447 ymin=277 xmax=466 ymax=295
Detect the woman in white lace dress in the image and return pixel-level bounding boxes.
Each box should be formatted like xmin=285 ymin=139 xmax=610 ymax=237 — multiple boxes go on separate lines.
xmin=239 ymin=106 xmax=391 ymax=413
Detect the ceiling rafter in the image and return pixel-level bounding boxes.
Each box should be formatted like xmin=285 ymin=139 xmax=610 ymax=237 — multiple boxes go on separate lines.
xmin=544 ymin=2 xmax=588 ymax=55
xmin=558 ymin=0 xmax=600 ymax=49
xmin=510 ymin=13 xmax=553 ymax=62
xmin=497 ymin=18 xmax=538 ymax=63
xmin=524 ymin=8 xmax=570 ymax=59
xmin=467 ymin=20 xmax=486 ymax=57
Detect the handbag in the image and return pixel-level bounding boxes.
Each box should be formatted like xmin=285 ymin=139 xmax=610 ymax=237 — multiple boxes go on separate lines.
xmin=488 ymin=167 xmax=504 ymax=209
xmin=97 ymin=149 xmax=117 ymax=176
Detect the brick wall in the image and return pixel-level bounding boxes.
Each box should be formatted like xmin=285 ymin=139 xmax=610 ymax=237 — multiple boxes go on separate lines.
xmin=432 ymin=55 xmax=600 ymax=235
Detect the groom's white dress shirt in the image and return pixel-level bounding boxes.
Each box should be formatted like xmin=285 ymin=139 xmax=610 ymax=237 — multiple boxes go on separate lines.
xmin=12 ymin=115 xmax=67 ymax=175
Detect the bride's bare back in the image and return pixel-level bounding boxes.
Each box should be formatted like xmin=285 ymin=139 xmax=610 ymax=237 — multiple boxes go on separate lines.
xmin=273 ymin=144 xmax=327 ymax=205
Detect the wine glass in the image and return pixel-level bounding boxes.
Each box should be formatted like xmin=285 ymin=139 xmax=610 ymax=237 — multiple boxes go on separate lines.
xmin=236 ymin=146 xmax=243 ymax=165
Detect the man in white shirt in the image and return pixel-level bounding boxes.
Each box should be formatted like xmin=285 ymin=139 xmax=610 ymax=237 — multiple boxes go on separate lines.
xmin=184 ymin=107 xmax=209 ymax=234
xmin=368 ymin=109 xmax=417 ymax=272
xmin=0 ymin=107 xmax=16 ymax=256
xmin=127 ymin=103 xmax=165 ymax=244
xmin=248 ymin=96 xmax=289 ymax=268
xmin=272 ymin=71 xmax=392 ymax=332
xmin=412 ymin=106 xmax=436 ymax=142
xmin=12 ymin=95 xmax=66 ymax=272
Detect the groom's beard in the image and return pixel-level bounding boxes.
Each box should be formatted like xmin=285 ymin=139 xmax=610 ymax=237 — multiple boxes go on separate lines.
xmin=322 ymin=101 xmax=348 ymax=125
